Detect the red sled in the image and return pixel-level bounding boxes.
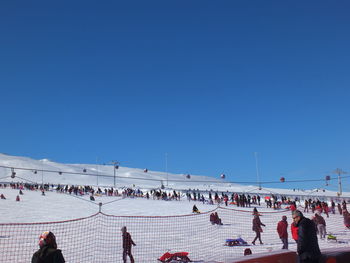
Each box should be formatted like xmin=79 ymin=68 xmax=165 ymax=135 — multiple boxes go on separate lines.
xmin=158 ymin=251 xmax=191 ymax=262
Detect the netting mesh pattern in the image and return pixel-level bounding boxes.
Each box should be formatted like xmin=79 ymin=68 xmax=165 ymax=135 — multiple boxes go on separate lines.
xmin=0 ymin=208 xmax=348 ymax=262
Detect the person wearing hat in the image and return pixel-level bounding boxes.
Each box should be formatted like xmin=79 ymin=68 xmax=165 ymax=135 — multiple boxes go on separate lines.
xmin=32 ymin=231 xmax=65 ymax=263
xmin=121 ymin=226 xmax=136 ymax=263
xmin=277 ymin=215 xmax=288 ymax=249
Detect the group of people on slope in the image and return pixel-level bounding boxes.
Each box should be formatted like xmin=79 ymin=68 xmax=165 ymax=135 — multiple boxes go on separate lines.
xmin=252 ymin=208 xmax=323 ymax=263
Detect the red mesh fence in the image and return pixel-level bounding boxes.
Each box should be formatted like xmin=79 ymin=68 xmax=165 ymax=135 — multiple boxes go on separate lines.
xmin=1 ymin=206 xmax=349 ymax=262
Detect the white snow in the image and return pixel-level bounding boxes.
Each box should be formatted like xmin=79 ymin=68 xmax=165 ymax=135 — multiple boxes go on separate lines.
xmin=1 ymin=153 xmax=350 ymax=263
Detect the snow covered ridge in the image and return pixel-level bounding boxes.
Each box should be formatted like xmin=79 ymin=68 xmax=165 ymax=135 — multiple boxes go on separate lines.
xmin=0 ymin=153 xmax=350 ymax=197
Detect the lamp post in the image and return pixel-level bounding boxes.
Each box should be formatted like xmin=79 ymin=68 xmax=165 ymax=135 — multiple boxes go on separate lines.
xmin=165 ymin=153 xmax=168 ymax=186
xmin=333 ymin=168 xmax=347 ymax=196
xmin=254 ymin=152 xmax=261 ymax=190
xmin=111 ymin=160 xmax=119 ymax=188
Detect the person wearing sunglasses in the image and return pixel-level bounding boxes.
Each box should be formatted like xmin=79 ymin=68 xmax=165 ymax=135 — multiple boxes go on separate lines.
xmin=292 ymin=210 xmax=321 ymax=263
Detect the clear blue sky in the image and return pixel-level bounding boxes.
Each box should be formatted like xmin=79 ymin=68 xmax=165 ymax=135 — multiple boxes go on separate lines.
xmin=1 ymin=1 xmax=350 ymax=191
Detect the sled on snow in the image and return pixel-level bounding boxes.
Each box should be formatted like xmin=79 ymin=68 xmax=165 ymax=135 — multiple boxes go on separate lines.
xmin=158 ymin=251 xmax=191 ymax=262
xmin=225 ymin=238 xmax=248 ymax=246
xmin=327 ymin=234 xmax=337 ymax=242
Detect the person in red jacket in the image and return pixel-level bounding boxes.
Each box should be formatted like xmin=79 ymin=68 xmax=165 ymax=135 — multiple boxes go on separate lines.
xmin=291 ymin=221 xmax=298 ymax=243
xmin=277 ymin=215 xmax=288 ymax=249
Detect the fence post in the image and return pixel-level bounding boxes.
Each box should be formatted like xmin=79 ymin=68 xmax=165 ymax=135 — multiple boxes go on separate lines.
xmin=99 ymin=202 xmax=102 ymax=213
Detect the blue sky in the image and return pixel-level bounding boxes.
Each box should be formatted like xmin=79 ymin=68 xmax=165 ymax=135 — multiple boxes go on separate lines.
xmin=1 ymin=1 xmax=350 ymax=191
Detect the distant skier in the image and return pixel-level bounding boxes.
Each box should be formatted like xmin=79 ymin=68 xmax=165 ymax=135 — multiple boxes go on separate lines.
xmin=16 ymin=195 xmax=20 ymax=201
xmin=121 ymin=226 xmax=136 ymax=263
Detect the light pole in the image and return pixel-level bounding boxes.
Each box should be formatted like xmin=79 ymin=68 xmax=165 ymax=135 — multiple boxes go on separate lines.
xmin=111 ymin=160 xmax=119 ymax=188
xmin=96 ymin=157 xmax=99 ymax=186
xmin=254 ymin=152 xmax=261 ymax=190
xmin=165 ymin=153 xmax=168 ymax=186
xmin=333 ymin=168 xmax=347 ymax=196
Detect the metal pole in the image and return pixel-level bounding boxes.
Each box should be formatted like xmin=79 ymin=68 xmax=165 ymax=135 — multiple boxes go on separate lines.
xmin=111 ymin=160 xmax=118 ymax=188
xmin=41 ymin=161 xmax=44 ymax=188
xmin=166 ymin=153 xmax=168 ymax=186
xmin=254 ymin=152 xmax=261 ymax=189
xmin=96 ymin=157 xmax=99 ymax=186
xmin=114 ymin=165 xmax=116 ymax=188
xmin=337 ymin=169 xmax=343 ymax=196
xmin=333 ymin=168 xmax=346 ymax=196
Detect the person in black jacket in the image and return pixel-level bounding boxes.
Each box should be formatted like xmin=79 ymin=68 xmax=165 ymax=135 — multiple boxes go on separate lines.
xmin=121 ymin=226 xmax=136 ymax=263
xmin=32 ymin=231 xmax=65 ymax=263
xmin=293 ymin=210 xmax=321 ymax=263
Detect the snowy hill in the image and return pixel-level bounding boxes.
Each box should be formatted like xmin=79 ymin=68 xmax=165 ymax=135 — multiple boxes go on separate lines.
xmin=0 ymin=153 xmax=349 ymax=198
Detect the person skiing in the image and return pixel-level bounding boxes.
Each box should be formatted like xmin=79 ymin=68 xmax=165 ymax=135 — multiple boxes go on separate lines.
xmin=31 ymin=231 xmax=65 ymax=263
xmin=277 ymin=215 xmax=288 ymax=249
xmin=252 ymin=214 xmax=265 ymax=245
xmin=121 ymin=226 xmax=136 ymax=263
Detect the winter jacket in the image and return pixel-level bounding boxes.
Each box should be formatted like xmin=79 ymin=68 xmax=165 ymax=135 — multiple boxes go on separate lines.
xmin=31 ymin=246 xmax=65 ymax=263
xmin=252 ymin=215 xmax=265 ymax=232
xmin=291 ymin=222 xmax=298 ymax=241
xmin=314 ymin=215 xmax=326 ymax=226
xmin=122 ymin=232 xmax=135 ymax=250
xmin=343 ymin=212 xmax=350 ymax=228
xmin=296 ymin=216 xmax=321 ymax=261
xmin=277 ymin=220 xmax=288 ymax=239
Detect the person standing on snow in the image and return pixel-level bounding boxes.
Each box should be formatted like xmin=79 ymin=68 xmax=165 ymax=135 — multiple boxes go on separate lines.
xmin=252 ymin=214 xmax=265 ymax=245
xmin=293 ymin=210 xmax=321 ymax=263
xmin=31 ymin=231 xmax=65 ymax=263
xmin=277 ymin=215 xmax=288 ymax=249
xmin=314 ymin=213 xmax=326 ymax=239
xmin=121 ymin=226 xmax=136 ymax=263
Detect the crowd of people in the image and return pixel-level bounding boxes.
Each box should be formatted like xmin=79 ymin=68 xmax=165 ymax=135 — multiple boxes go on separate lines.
xmin=3 ymin=182 xmax=350 ymax=262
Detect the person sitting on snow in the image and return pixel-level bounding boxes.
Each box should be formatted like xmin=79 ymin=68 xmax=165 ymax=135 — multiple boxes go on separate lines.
xmin=192 ymin=205 xmax=200 ymax=213
xmin=210 ymin=212 xmax=222 ymax=225
xmin=0 ymin=194 xmax=6 ymax=199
